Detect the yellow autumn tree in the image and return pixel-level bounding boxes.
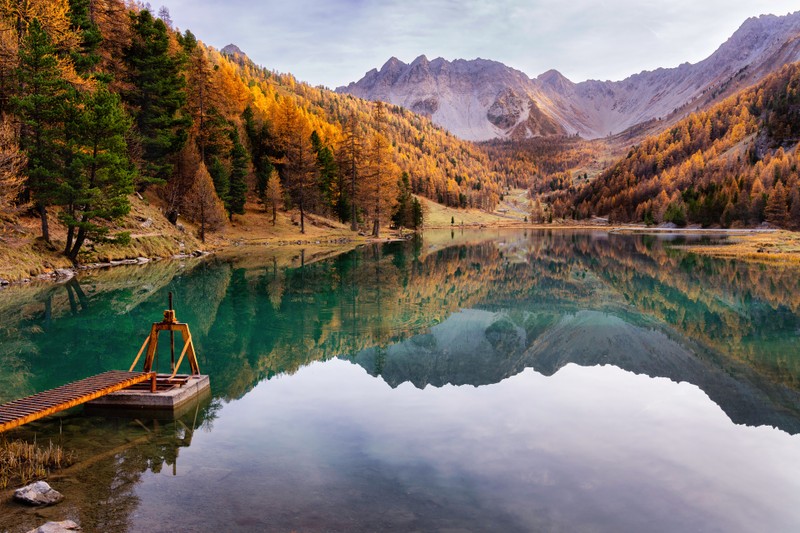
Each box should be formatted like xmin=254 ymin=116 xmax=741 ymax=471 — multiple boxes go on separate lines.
xmin=360 ymin=131 xmax=399 ymax=237
xmin=265 ymin=168 xmax=283 ymax=225
xmin=273 ymin=97 xmax=317 ymax=234
xmin=0 ymin=116 xmax=25 ymax=210
xmin=0 ymin=0 xmax=77 ymax=49
xmin=185 ymin=160 xmax=227 ymax=243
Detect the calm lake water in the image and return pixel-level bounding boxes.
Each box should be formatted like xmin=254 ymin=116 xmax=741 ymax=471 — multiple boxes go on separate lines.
xmin=2 ymin=229 xmax=800 ymax=532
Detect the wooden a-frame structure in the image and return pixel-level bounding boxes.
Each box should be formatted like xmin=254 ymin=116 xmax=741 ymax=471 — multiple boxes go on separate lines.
xmin=129 ymin=294 xmax=200 ymax=380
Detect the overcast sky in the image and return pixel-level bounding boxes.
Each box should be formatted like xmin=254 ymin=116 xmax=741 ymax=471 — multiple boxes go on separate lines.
xmin=159 ymin=0 xmax=800 ymax=88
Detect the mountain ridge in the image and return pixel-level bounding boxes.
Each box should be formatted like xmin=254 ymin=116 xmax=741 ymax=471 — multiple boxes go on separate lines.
xmin=337 ymin=11 xmax=800 ymax=141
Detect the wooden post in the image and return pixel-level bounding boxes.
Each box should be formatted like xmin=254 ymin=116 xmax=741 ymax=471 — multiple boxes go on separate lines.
xmin=169 ymin=292 xmax=175 ymax=373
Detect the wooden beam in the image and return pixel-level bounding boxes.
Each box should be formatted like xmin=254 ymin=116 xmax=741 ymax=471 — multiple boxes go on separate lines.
xmin=0 ymin=371 xmax=155 ymax=433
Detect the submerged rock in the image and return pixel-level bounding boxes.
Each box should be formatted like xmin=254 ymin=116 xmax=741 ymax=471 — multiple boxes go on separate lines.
xmin=54 ymin=268 xmax=75 ymax=280
xmin=26 ymin=520 xmax=81 ymax=533
xmin=14 ymin=481 xmax=64 ymax=506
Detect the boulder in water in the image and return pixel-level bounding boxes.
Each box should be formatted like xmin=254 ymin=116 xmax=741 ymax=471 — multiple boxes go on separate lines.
xmin=26 ymin=520 xmax=81 ymax=533
xmin=14 ymin=481 xmax=64 ymax=506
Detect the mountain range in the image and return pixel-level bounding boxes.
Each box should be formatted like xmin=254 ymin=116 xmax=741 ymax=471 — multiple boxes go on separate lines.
xmin=337 ymin=11 xmax=800 ymax=141
xmin=346 ymin=308 xmax=800 ymax=434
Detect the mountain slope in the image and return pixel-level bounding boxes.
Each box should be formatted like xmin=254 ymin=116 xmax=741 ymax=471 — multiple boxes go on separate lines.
xmin=339 ymin=55 xmax=565 ymax=141
xmin=1 ymin=0 xmax=528 ymax=268
xmin=572 ymin=61 xmax=800 ymax=228
xmin=338 ymin=11 xmax=800 ymax=141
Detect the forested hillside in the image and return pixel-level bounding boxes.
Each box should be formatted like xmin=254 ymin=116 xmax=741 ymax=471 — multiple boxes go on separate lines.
xmin=573 ymin=62 xmax=800 ymax=228
xmin=0 ymin=0 xmax=510 ymax=263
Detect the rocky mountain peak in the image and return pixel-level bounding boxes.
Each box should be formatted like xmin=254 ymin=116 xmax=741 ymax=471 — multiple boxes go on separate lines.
xmin=338 ymin=11 xmax=800 ymax=141
xmin=410 ymin=54 xmax=430 ymax=67
xmin=537 ymin=69 xmax=574 ymax=91
xmin=381 ymin=56 xmax=406 ymax=72
xmin=221 ymin=43 xmax=246 ymax=58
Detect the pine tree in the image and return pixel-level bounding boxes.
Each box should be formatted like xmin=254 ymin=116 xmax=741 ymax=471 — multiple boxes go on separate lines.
xmin=311 ymin=129 xmax=337 ymax=215
xmin=227 ymin=127 xmax=248 ymax=220
xmin=123 ymin=9 xmax=190 ymax=186
xmin=208 ymin=156 xmax=229 ymax=207
xmin=411 ymin=197 xmax=423 ymax=229
xmin=392 ymin=171 xmax=413 ymax=228
xmin=67 ymin=0 xmax=103 ymax=76
xmin=12 ymin=18 xmax=69 ymax=243
xmin=242 ymin=105 xmax=274 ymax=208
xmin=60 ymin=85 xmax=135 ymax=260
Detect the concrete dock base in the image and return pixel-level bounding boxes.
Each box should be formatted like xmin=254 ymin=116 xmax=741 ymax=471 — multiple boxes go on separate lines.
xmin=87 ymin=375 xmax=211 ymax=412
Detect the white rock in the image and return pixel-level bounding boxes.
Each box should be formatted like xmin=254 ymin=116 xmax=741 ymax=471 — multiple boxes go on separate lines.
xmin=14 ymin=481 xmax=64 ymax=506
xmin=26 ymin=520 xmax=81 ymax=533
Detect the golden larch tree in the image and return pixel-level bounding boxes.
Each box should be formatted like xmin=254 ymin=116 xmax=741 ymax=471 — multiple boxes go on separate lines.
xmin=360 ymin=131 xmax=398 ymax=237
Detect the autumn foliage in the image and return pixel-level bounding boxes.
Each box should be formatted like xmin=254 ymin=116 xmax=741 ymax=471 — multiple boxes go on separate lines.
xmin=574 ymin=63 xmax=800 ymax=228
xmin=0 ymin=0 xmax=512 ymax=251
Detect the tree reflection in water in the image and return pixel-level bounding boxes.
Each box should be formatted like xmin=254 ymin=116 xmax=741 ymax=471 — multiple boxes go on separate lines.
xmin=1 ymin=230 xmax=800 ymax=529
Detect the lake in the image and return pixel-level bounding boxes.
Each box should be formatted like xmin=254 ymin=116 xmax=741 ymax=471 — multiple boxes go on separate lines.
xmin=1 ymin=229 xmax=799 ymax=532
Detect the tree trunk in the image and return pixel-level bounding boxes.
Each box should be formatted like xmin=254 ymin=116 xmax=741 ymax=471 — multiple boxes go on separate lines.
xmin=199 ymin=203 xmax=206 ymax=243
xmin=300 ymin=200 xmax=305 ymax=234
xmin=68 ymin=277 xmax=89 ymax=310
xmin=64 ymin=223 xmax=74 ymax=256
xmin=350 ymin=157 xmax=357 ymax=231
xmin=38 ymin=203 xmax=50 ymax=243
xmin=68 ymin=226 xmax=87 ymax=262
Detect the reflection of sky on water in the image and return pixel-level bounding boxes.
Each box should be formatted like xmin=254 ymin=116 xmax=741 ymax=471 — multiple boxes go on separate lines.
xmin=133 ymin=359 xmax=800 ymax=533
xmin=3 ymin=230 xmax=800 ymax=532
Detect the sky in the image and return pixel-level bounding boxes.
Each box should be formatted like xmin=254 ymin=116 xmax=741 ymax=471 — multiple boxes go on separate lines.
xmin=158 ymin=0 xmax=800 ymax=88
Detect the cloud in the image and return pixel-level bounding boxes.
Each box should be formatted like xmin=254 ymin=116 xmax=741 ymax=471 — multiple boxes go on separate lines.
xmin=160 ymin=0 xmax=800 ymax=87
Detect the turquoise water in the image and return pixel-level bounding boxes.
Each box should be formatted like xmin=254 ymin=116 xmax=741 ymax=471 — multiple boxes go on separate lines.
xmin=1 ymin=230 xmax=800 ymax=532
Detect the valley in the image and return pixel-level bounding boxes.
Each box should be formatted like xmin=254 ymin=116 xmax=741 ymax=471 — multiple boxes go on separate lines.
xmin=3 ymin=4 xmax=800 ymax=532
xmin=3 ymin=4 xmax=800 ymax=277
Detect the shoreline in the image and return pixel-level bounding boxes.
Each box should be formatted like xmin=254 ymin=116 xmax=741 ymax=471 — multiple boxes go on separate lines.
xmin=2 ymin=223 xmax=797 ymax=286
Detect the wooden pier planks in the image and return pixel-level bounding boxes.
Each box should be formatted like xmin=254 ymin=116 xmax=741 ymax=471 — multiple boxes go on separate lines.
xmin=0 ymin=370 xmax=154 ymax=432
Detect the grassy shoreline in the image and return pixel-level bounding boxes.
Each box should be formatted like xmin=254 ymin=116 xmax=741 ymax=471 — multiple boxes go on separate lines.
xmin=2 ymin=190 xmax=798 ymax=283
xmin=673 ymin=230 xmax=800 ymax=264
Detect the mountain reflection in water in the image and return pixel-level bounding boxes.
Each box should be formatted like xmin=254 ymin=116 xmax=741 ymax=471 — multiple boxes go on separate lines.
xmin=1 ymin=229 xmax=800 ymax=532
xmin=2 ymin=230 xmax=799 ymax=431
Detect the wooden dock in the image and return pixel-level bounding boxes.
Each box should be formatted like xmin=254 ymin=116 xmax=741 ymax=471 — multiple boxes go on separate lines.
xmin=0 ymin=370 xmax=154 ymax=432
